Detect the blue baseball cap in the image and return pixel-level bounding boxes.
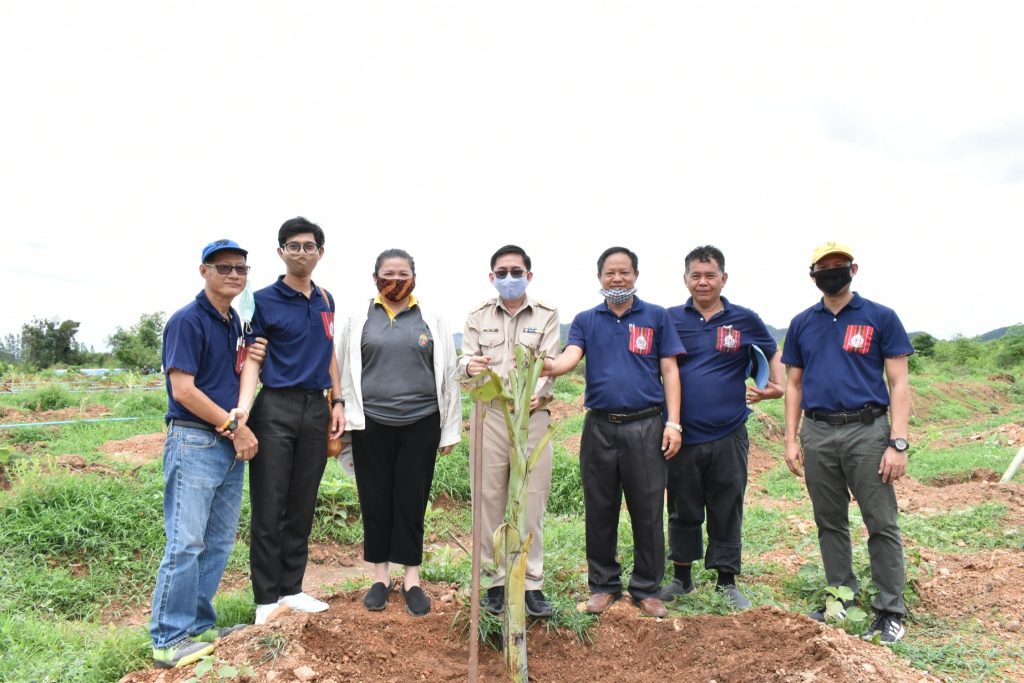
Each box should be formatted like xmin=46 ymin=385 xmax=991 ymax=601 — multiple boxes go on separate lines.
xmin=201 ymin=239 xmax=248 ymax=262
xmin=746 ymin=344 xmax=770 ymax=390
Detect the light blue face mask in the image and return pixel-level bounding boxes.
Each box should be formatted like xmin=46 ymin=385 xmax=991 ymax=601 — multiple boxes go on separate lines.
xmin=493 ymin=274 xmax=529 ymax=301
xmin=237 ymin=283 xmax=256 ymax=333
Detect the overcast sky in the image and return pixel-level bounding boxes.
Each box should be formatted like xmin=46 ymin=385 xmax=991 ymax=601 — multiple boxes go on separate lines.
xmin=2 ymin=2 xmax=1022 ymax=350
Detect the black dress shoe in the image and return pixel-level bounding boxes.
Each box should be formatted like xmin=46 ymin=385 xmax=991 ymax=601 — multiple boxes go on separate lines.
xmin=482 ymin=585 xmax=504 ymax=615
xmin=525 ymin=590 xmax=553 ymax=617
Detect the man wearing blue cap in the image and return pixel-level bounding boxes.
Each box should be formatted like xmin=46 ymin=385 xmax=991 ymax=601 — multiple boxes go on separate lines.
xmin=150 ymin=239 xmax=266 ymax=668
xmin=662 ymin=245 xmax=784 ymax=609
xmin=237 ymin=217 xmax=344 ymax=625
xmin=783 ymin=242 xmax=913 ymax=644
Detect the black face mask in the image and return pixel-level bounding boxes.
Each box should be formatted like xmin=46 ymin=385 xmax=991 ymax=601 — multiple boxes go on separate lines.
xmin=811 ymin=265 xmax=852 ymax=295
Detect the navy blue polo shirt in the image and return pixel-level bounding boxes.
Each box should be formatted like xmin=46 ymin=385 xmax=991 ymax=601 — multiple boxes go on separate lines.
xmin=163 ymin=291 xmax=243 ymax=425
xmin=567 ymin=297 xmax=685 ymax=412
xmin=781 ymin=292 xmax=913 ymax=412
xmin=669 ymin=296 xmax=778 ymax=444
xmin=248 ymin=276 xmax=335 ymax=390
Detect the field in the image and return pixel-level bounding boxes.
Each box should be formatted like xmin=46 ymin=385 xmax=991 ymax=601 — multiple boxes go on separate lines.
xmin=1 ymin=365 xmax=1023 ymax=682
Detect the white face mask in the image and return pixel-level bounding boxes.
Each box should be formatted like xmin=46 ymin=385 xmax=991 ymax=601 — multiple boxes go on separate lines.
xmin=599 ymin=287 xmax=636 ymax=304
xmin=237 ymin=282 xmax=256 ymax=333
xmin=493 ymin=274 xmax=529 ymax=301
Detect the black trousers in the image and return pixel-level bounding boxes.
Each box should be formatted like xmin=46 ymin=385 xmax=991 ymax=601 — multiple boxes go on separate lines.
xmin=248 ymin=388 xmax=329 ymax=605
xmin=666 ymin=424 xmax=748 ymax=575
xmin=351 ymin=413 xmax=440 ymax=567
xmin=579 ymin=411 xmax=667 ymax=600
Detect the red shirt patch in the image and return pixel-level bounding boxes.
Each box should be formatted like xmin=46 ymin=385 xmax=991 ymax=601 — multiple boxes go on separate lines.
xmin=628 ymin=324 xmax=654 ymax=355
xmin=716 ymin=326 xmax=742 ymax=353
xmin=842 ymin=324 xmax=874 ymax=354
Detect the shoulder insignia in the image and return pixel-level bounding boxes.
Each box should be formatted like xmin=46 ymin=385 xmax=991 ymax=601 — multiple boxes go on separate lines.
xmin=533 ymin=299 xmax=556 ymax=311
xmin=471 ymin=299 xmax=494 ymax=313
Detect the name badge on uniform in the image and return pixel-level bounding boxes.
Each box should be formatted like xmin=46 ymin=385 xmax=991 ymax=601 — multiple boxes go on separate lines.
xmin=716 ymin=326 xmax=741 ymax=353
xmin=321 ymin=312 xmax=335 ymax=340
xmin=521 ymin=326 xmax=540 ymax=334
xmin=628 ymin=324 xmax=654 ymax=355
xmin=843 ymin=324 xmax=874 ymax=354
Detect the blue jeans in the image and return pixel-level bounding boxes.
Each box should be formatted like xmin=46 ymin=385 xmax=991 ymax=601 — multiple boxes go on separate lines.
xmin=150 ymin=425 xmax=245 ymax=648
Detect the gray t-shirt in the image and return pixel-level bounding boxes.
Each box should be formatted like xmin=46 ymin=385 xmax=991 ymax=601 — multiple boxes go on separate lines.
xmin=360 ymin=302 xmax=438 ymax=426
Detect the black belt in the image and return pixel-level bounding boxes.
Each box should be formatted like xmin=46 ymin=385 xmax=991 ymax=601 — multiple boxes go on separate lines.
xmin=804 ymin=405 xmax=887 ymax=425
xmin=263 ymin=386 xmax=327 ymax=396
xmin=167 ymin=419 xmax=218 ymax=433
xmin=589 ymin=406 xmax=663 ymax=424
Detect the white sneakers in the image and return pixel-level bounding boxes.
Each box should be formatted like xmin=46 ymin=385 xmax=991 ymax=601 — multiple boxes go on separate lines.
xmin=255 ymin=602 xmax=280 ymax=625
xmin=280 ymin=592 xmax=329 ymax=613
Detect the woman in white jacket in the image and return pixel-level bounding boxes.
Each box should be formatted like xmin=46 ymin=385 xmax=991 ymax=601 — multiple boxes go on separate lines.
xmin=338 ymin=248 xmax=461 ymax=617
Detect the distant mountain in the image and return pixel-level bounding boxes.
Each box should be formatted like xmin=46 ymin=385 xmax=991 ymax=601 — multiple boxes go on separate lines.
xmin=977 ymin=325 xmax=1024 ymax=342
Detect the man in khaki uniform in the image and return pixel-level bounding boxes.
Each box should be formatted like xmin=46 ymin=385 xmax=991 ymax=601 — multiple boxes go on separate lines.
xmin=461 ymin=244 xmax=560 ymax=617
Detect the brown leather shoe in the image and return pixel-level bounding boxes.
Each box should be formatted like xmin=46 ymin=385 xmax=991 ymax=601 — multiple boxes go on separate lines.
xmin=634 ymin=597 xmax=668 ymax=618
xmin=585 ymin=592 xmax=620 ymax=614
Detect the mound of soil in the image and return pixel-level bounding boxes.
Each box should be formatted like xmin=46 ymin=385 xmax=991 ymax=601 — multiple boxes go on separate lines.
xmin=120 ymin=589 xmax=936 ymax=683
xmin=98 ymin=433 xmax=166 ymax=465
xmin=0 ymin=403 xmax=113 ymax=424
xmin=917 ymin=549 xmax=1024 ymax=640
xmin=897 ymin=478 xmax=1024 ymax=526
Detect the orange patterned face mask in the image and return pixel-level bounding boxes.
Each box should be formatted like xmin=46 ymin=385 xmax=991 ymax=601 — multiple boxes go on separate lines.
xmin=374 ymin=275 xmax=416 ymax=302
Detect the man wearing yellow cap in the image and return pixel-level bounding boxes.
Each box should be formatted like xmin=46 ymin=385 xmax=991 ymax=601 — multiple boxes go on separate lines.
xmin=781 ymin=242 xmax=913 ymax=645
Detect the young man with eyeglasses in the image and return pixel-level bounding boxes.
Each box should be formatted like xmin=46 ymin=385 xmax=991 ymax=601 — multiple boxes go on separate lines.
xmin=150 ymin=239 xmax=265 ymax=668
xmin=782 ymin=241 xmax=913 ymax=644
xmin=237 ymin=217 xmax=345 ymax=625
xmin=460 ymin=245 xmax=560 ymax=618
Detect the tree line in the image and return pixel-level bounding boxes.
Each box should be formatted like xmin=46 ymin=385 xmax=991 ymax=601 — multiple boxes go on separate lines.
xmin=0 ymin=315 xmax=1022 ymax=377
xmin=0 ymin=313 xmax=165 ymax=373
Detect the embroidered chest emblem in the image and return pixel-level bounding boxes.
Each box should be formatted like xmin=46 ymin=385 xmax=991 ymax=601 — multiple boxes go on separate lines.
xmin=418 ymin=333 xmax=430 ymax=348
xmin=716 ymin=326 xmax=741 ymax=353
xmin=842 ymin=324 xmax=874 ymax=354
xmin=628 ymin=324 xmax=654 ymax=354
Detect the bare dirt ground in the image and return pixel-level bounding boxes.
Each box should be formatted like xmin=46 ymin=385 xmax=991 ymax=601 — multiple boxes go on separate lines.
xmin=97 ymin=432 xmax=166 ymax=466
xmin=0 ymin=403 xmax=113 ymax=423
xmin=120 ymin=595 xmax=937 ymax=683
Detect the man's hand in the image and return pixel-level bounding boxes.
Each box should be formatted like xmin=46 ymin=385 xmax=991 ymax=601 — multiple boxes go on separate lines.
xmin=233 ymin=426 xmax=258 ymax=461
xmin=879 ymin=447 xmax=907 ymax=484
xmin=783 ymin=441 xmax=804 ymax=477
xmin=661 ymin=426 xmax=681 ymax=460
xmin=330 ymin=404 xmax=346 ymax=439
xmin=215 ymin=407 xmax=249 ymax=440
xmin=248 ymin=337 xmax=269 ymax=364
xmin=747 ymin=381 xmax=784 ymax=404
xmin=466 ymin=355 xmax=492 ymax=378
xmin=439 ymin=445 xmax=454 ymax=456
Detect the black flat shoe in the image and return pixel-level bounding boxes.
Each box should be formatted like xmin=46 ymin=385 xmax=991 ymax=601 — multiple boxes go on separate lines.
xmin=525 ymin=589 xmax=553 ymax=617
xmin=401 ymin=585 xmax=431 ymax=616
xmin=363 ymin=579 xmax=394 ymax=611
xmin=482 ymin=585 xmax=504 ymax=615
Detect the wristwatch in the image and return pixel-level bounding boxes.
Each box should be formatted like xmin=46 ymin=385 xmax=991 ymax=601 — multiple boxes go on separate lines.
xmin=331 ymin=398 xmax=345 ymax=408
xmin=888 ymin=437 xmax=909 ymax=452
xmin=665 ymin=421 xmax=682 ymax=433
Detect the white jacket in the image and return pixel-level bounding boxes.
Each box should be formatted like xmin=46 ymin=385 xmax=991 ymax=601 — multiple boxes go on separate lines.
xmin=338 ymin=300 xmax=462 ymax=448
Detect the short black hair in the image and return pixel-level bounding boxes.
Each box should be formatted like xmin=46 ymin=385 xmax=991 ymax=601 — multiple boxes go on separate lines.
xmin=684 ymin=245 xmax=725 ymax=273
xmin=597 ymin=246 xmax=638 ymax=275
xmin=278 ymin=216 xmax=325 ymax=248
xmin=490 ymin=244 xmax=531 ymax=271
xmin=374 ymin=248 xmax=416 ymax=275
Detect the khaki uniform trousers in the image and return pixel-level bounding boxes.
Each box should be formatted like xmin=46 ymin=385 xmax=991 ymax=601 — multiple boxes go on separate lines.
xmin=470 ymin=401 xmax=553 ymax=590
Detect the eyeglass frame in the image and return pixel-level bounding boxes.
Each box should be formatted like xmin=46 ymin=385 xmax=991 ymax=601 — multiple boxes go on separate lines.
xmin=280 ymin=240 xmax=323 ymax=254
xmin=203 ymin=263 xmax=251 ymax=276
xmin=492 ymin=268 xmax=528 ymax=279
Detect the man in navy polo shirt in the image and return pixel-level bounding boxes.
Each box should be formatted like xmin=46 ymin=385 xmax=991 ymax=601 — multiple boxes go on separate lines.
xmin=663 ymin=245 xmax=785 ymax=610
xmin=545 ymin=246 xmax=683 ymax=618
xmin=238 ymin=217 xmax=345 ymax=625
xmin=150 ymin=239 xmax=265 ymax=668
xmin=782 ymin=241 xmax=913 ymax=644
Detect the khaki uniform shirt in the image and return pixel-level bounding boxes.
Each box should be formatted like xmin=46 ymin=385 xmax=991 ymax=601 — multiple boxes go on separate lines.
xmin=459 ymin=295 xmax=560 ymax=401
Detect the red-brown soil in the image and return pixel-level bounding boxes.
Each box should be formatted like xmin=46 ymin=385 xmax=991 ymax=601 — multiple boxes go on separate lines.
xmin=97 ymin=432 xmax=166 ymax=465
xmin=916 ymin=549 xmax=1024 ymax=640
xmin=897 ymin=478 xmax=1024 ymax=526
xmin=120 ymin=592 xmax=937 ymax=683
xmin=0 ymin=403 xmax=112 ymax=424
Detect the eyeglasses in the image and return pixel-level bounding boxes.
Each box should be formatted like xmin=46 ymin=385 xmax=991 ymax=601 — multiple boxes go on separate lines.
xmin=204 ymin=263 xmax=251 ymax=276
xmin=282 ymin=241 xmax=321 ymax=254
xmin=493 ymin=268 xmax=527 ymax=279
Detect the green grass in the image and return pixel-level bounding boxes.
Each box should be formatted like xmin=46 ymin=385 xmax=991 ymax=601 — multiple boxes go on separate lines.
xmin=901 ymin=502 xmax=1022 ymax=552
xmin=757 ymin=463 xmax=808 ymax=500
xmin=892 ymin=613 xmax=1024 ymax=682
xmin=908 ymin=442 xmax=1019 ymax=484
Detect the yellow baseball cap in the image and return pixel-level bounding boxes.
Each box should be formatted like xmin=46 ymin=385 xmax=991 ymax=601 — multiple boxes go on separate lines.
xmin=810 ymin=241 xmax=854 ymax=266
